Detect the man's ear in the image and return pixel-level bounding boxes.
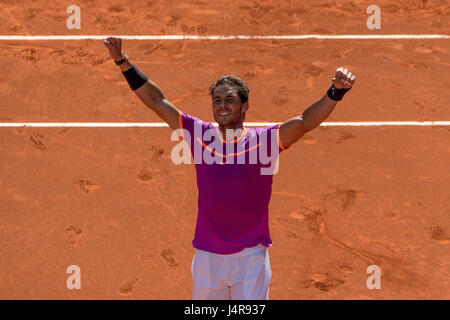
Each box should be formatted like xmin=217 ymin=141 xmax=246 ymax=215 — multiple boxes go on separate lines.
xmin=240 ymin=102 xmax=249 ymax=123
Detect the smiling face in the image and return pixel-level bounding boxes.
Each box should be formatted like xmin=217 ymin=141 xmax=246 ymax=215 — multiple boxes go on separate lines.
xmin=212 ymin=84 xmax=248 ymax=128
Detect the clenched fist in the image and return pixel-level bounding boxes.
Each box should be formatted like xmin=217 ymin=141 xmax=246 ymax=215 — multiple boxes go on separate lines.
xmin=103 ymin=37 xmax=123 ymax=61
xmin=332 ymin=67 xmax=356 ymax=89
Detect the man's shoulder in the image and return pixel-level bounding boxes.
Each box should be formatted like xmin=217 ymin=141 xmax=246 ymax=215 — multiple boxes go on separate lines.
xmin=181 ymin=112 xmax=213 ymax=126
xmin=253 ymin=124 xmax=280 ymax=134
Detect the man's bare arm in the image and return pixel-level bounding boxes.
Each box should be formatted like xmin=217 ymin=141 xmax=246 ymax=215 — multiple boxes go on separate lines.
xmin=134 ymin=80 xmax=181 ymax=131
xmin=279 ymin=67 xmax=356 ymax=148
xmin=104 ymin=37 xmax=181 ymax=131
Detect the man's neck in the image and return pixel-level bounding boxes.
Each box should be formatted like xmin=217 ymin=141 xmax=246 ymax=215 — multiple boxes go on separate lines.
xmin=218 ymin=123 xmax=245 ymax=142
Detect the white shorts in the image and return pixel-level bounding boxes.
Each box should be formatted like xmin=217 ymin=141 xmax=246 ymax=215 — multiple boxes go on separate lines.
xmin=191 ymin=244 xmax=272 ymax=300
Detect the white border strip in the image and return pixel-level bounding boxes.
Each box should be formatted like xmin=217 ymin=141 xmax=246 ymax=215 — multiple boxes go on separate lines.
xmin=0 ymin=121 xmax=449 ymax=128
xmin=0 ymin=35 xmax=448 ymax=40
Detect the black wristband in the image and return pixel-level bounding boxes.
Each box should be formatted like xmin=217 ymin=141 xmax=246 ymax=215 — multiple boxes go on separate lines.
xmin=121 ymin=65 xmax=148 ymax=91
xmin=326 ymin=84 xmax=350 ymax=101
xmin=115 ymin=58 xmax=126 ymax=65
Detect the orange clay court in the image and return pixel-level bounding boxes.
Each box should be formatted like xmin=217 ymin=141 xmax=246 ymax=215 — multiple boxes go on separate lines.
xmin=0 ymin=0 xmax=449 ymax=299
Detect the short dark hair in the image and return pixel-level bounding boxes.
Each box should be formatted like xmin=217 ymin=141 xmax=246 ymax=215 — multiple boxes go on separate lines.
xmin=209 ymin=75 xmax=249 ymax=104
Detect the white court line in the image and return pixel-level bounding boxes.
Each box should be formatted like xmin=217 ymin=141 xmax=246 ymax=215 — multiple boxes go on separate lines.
xmin=0 ymin=35 xmax=449 ymax=40
xmin=0 ymin=122 xmax=449 ymax=128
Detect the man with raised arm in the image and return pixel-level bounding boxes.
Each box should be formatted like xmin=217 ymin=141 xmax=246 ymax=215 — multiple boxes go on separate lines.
xmin=104 ymin=37 xmax=355 ymax=300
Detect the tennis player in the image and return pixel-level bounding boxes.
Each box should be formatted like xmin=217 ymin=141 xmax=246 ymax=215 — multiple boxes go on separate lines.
xmin=104 ymin=37 xmax=355 ymax=300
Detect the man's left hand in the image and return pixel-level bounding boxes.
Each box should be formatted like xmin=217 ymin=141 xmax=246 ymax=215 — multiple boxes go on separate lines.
xmin=332 ymin=67 xmax=356 ymax=89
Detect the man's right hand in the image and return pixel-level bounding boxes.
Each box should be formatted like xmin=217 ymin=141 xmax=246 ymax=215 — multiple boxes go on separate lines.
xmin=103 ymin=36 xmax=182 ymax=130
xmin=103 ymin=37 xmax=123 ymax=61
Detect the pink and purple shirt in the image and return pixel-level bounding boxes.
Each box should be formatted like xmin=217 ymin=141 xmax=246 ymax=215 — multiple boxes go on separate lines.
xmin=179 ymin=112 xmax=289 ymax=254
